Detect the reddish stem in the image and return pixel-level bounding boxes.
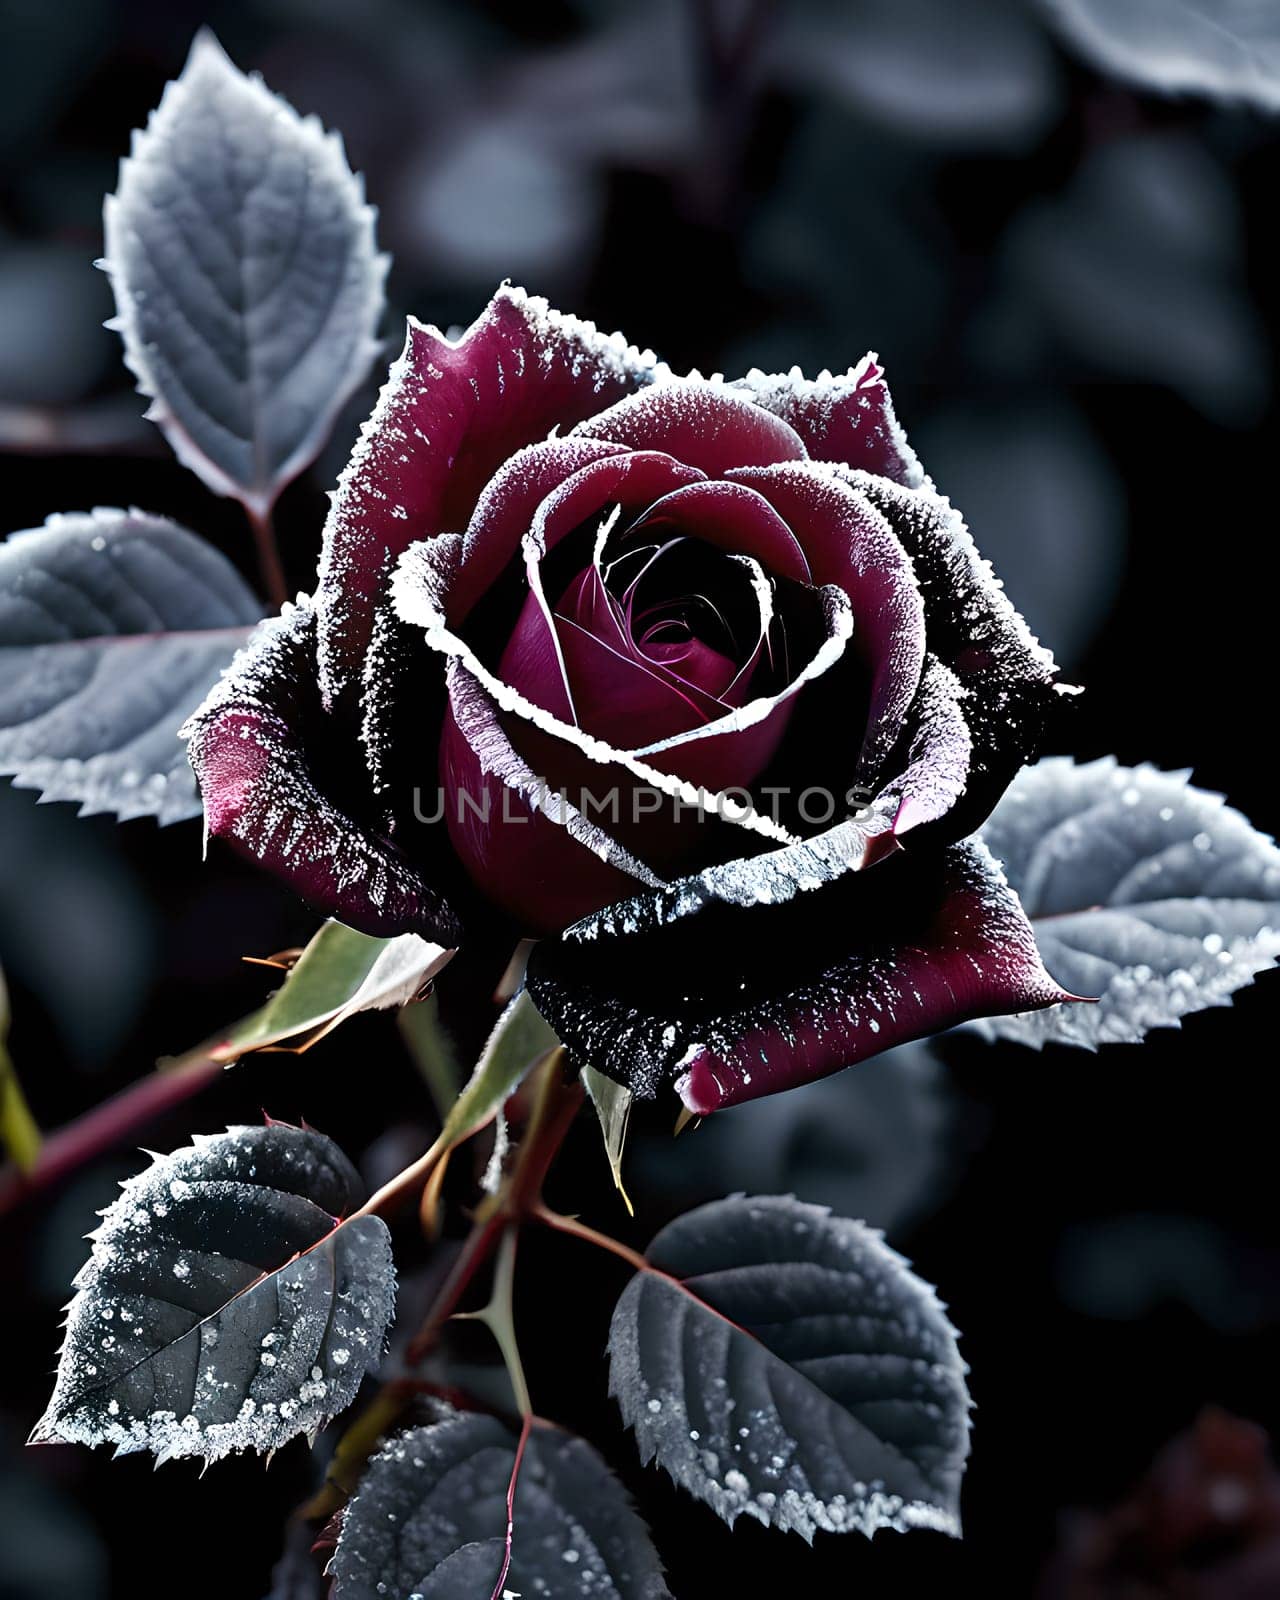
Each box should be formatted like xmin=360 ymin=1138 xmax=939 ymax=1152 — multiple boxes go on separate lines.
xmin=404 ymin=1051 xmax=582 ymax=1364
xmin=246 ymin=502 xmax=288 ymax=610
xmin=0 ymin=1057 xmax=222 ymax=1218
xmin=405 ymin=1212 xmax=507 ymax=1365
xmin=347 ymin=1134 xmax=449 ymax=1225
xmin=531 ymin=1204 xmax=650 ymax=1273
xmin=491 ymin=1411 xmax=534 ymax=1600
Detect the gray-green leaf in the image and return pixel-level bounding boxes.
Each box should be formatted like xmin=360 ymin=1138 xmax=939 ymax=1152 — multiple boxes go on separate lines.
xmin=440 ymin=989 xmax=559 ymax=1147
xmin=330 ymin=1412 xmax=670 ymax=1598
xmin=1041 ymin=0 xmax=1280 ymax=113
xmin=103 ymin=29 xmax=387 ymax=514
xmin=975 ymin=756 xmax=1280 ymax=1049
xmin=32 ymin=1124 xmax=395 ymax=1465
xmin=609 ymin=1194 xmax=970 ymax=1540
xmin=191 ymin=920 xmax=454 ymax=1066
xmin=0 ymin=509 xmax=260 ymax=823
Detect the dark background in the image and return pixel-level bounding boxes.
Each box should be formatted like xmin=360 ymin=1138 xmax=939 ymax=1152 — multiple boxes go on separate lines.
xmin=2 ymin=0 xmax=1279 ymax=1595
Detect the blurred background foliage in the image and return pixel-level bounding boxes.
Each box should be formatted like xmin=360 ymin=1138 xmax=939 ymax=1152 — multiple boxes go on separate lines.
xmin=2 ymin=0 xmax=1279 ymax=1594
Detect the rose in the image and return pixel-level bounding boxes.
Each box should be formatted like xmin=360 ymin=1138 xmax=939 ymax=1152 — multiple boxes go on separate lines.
xmin=185 ymin=286 xmax=1073 ymax=1113
xmin=1041 ymin=1409 xmax=1280 ymax=1598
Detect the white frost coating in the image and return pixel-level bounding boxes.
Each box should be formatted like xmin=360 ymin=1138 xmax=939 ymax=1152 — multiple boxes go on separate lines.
xmin=480 ymin=1109 xmax=510 ymax=1194
xmin=393 ymin=541 xmax=799 ymax=846
xmin=102 ymin=30 xmax=387 ymax=515
xmin=878 ymin=655 xmax=972 ymax=832
xmin=607 ymin=1196 xmax=968 ymax=1541
xmin=730 ymin=353 xmax=924 ymax=487
xmin=724 ymin=460 xmax=927 ymax=773
xmin=974 ymin=756 xmax=1280 ymax=1049
xmin=446 ymin=661 xmax=667 ymax=889
xmin=1041 ymin=0 xmax=1280 ymax=113
xmin=31 ymin=1125 xmax=396 ymax=1466
xmin=560 ymin=794 xmax=898 ymax=944
xmin=570 ymin=373 xmax=809 ymax=462
xmin=316 ymin=282 xmax=666 ymax=705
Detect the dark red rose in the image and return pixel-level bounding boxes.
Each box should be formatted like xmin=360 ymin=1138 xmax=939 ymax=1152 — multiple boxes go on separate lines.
xmin=185 ymin=286 xmax=1073 ymax=1111
xmin=1040 ymin=1409 xmax=1280 ymax=1600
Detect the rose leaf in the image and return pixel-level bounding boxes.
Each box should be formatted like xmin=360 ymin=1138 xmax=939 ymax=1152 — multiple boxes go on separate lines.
xmin=0 ymin=508 xmax=261 ymax=823
xmin=329 ymin=1411 xmax=671 ymax=1599
xmin=440 ymin=989 xmax=559 ymax=1148
xmin=31 ymin=1124 xmax=395 ymax=1465
xmin=181 ymin=920 xmax=455 ymax=1067
xmin=975 ymin=756 xmax=1280 ymax=1049
xmin=1040 ymin=0 xmax=1280 ymax=112
xmin=608 ymin=1194 xmax=970 ymax=1540
xmin=103 ymin=29 xmax=387 ymax=515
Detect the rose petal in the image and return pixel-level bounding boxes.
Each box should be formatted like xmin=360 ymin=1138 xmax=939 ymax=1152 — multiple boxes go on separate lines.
xmin=440 ymin=661 xmax=665 ymax=931
xmin=843 ymin=467 xmax=1063 ymax=836
xmin=573 ymin=379 xmax=809 ymax=475
xmin=727 ymin=462 xmax=926 ymax=777
xmin=452 ymin=436 xmax=629 ymax=621
xmin=393 ymin=541 xmax=801 ymax=853
xmin=551 ymin=615 xmax=794 ymax=793
xmin=514 ymin=451 xmax=705 ymax=712
xmin=731 ymin=354 xmax=923 ymax=486
xmin=183 ymin=600 xmax=459 ymax=941
xmin=526 ymin=840 xmax=1072 ymax=1111
xmin=316 ymin=284 xmax=661 ymax=705
xmin=878 ymin=656 xmax=973 ymax=836
xmin=626 ymin=479 xmax=812 ymax=584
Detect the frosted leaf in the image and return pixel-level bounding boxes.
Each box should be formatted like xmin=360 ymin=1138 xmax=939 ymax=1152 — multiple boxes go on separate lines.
xmin=1040 ymin=0 xmax=1280 ymax=112
xmin=31 ymin=1124 xmax=395 ymax=1465
xmin=608 ymin=1195 xmax=969 ymax=1540
xmin=777 ymin=0 xmax=1060 ymax=148
xmin=103 ymin=30 xmax=386 ymax=515
xmin=632 ymin=1042 xmax=952 ymax=1238
xmin=329 ymin=1412 xmax=671 ymax=1598
xmin=974 ymin=757 xmax=1280 ymax=1049
xmin=1000 ymin=136 xmax=1266 ymax=427
xmin=0 ymin=508 xmax=260 ymax=823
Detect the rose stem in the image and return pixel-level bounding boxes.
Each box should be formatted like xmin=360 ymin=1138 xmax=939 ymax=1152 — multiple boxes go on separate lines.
xmin=531 ymin=1203 xmax=650 ymax=1273
xmin=455 ymin=1226 xmax=534 ymax=1600
xmin=245 ymin=501 xmax=289 ymax=610
xmin=347 ymin=1132 xmax=451 ymax=1224
xmin=404 ymin=1049 xmax=583 ymax=1365
xmin=0 ymin=1054 xmax=222 ymax=1218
